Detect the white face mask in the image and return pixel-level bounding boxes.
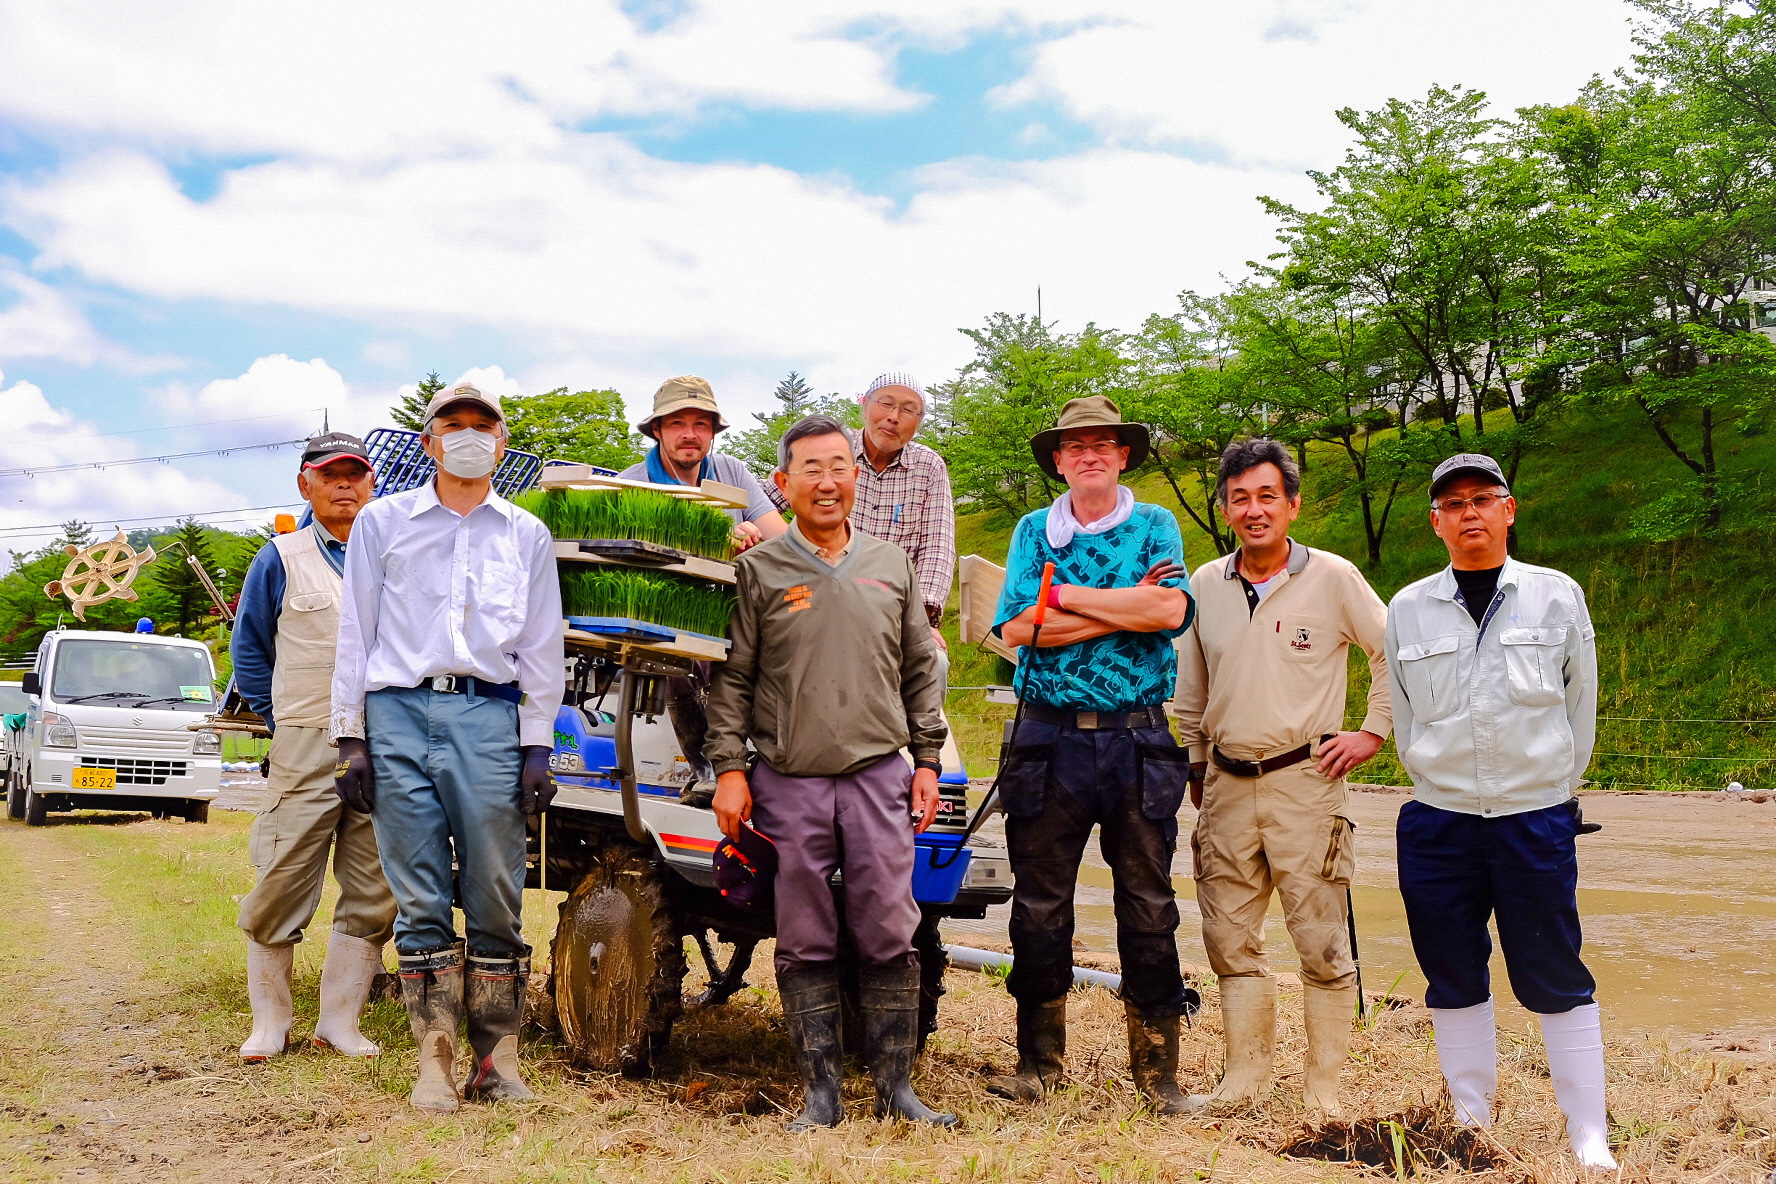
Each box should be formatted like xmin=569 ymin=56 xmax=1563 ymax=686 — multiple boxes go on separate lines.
xmin=437 ymin=426 xmax=500 ymax=478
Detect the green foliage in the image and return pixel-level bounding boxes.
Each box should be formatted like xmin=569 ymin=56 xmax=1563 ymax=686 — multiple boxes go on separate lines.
xmin=154 ymin=518 xmax=220 ymax=636
xmin=390 ymin=371 xmax=442 ymax=431
xmin=513 ymin=488 xmax=735 ymax=560
xmin=560 ymin=568 xmax=734 ymax=637
xmin=724 ymin=371 xmax=860 ymax=478
xmin=504 ymin=387 xmax=644 ymax=470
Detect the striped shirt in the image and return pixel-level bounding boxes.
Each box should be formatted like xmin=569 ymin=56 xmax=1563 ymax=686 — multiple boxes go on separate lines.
xmin=767 ymin=428 xmax=956 ymax=624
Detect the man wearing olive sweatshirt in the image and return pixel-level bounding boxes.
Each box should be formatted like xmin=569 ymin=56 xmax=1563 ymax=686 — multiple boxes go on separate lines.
xmin=706 ymin=414 xmax=953 ymax=1134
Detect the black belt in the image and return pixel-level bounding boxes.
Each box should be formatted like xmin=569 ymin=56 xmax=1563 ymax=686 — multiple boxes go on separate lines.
xmin=416 ymin=675 xmax=527 ymax=706
xmin=1211 ymin=735 xmax=1331 ymax=778
xmin=1023 ymin=703 xmax=1169 ymax=731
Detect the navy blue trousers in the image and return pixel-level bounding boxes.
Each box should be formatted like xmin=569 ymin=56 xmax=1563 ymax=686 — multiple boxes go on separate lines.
xmin=1395 ymin=799 xmax=1596 ymax=1014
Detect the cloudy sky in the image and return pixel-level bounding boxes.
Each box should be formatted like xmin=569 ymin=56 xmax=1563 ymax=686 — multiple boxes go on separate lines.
xmin=0 ymin=0 xmax=1639 ymax=555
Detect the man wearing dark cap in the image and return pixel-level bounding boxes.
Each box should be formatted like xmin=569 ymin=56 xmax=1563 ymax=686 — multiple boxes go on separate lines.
xmin=986 ymin=396 xmax=1198 ymax=1115
xmin=233 ymin=432 xmax=395 ymax=1063
xmin=331 ymin=383 xmax=564 ymax=1113
xmin=1387 ymin=453 xmax=1613 ymax=1171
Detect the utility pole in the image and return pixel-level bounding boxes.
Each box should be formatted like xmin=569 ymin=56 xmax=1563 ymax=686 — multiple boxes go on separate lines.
xmin=1036 ymin=285 xmax=1043 ymax=324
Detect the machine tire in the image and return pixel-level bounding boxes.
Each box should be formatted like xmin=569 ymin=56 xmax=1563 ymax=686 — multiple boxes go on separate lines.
xmin=24 ymin=778 xmax=49 ymax=827
xmin=550 ymin=839 xmax=687 ymax=1076
xmin=6 ymin=768 xmax=23 ymax=820
xmin=184 ymin=800 xmax=209 ymax=824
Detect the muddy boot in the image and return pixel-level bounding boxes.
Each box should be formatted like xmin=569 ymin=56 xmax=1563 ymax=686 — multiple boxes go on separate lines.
xmin=462 ymin=951 xmax=535 ymax=1103
xmin=1538 ymin=1004 xmax=1617 ymax=1171
xmin=398 ymin=943 xmax=465 ymax=1114
xmin=1184 ymin=975 xmax=1276 ymax=1112
xmin=985 ymin=995 xmax=1067 ymax=1103
xmin=1125 ymin=1005 xmax=1191 ymax=1115
xmin=667 ymin=680 xmax=717 ymax=807
xmin=778 ymin=964 xmax=845 ymax=1131
xmin=1302 ymin=984 xmax=1356 ymax=1119
xmin=1431 ymin=998 xmax=1497 ymax=1128
xmin=313 ymin=931 xmax=386 ymax=1057
xmin=862 ymin=963 xmax=958 ymax=1127
xmin=240 ymin=940 xmax=294 ymax=1061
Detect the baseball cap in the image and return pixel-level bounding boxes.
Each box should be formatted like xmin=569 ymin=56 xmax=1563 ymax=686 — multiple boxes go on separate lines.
xmin=712 ymin=820 xmax=778 ymax=908
xmin=422 ymin=381 xmax=505 ymax=425
xmin=1429 ymin=452 xmax=1509 ymax=501
xmin=300 ymin=431 xmax=372 ymax=471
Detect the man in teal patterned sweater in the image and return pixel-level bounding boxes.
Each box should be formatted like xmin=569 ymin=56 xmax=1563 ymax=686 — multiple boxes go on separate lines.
xmin=987 ymin=396 xmax=1198 ymax=1115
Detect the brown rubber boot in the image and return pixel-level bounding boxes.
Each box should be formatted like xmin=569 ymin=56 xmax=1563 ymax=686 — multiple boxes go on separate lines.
xmin=462 ymin=950 xmax=535 ymax=1103
xmin=1184 ymin=975 xmax=1276 ymax=1112
xmin=1125 ymin=1005 xmax=1191 ymax=1115
xmin=1302 ymin=984 xmax=1356 ymax=1119
xmin=398 ymin=943 xmax=465 ymax=1114
xmin=985 ymin=996 xmax=1067 ymax=1103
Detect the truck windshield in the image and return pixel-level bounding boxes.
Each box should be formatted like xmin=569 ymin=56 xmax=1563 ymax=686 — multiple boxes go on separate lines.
xmin=49 ymin=640 xmax=217 ymax=711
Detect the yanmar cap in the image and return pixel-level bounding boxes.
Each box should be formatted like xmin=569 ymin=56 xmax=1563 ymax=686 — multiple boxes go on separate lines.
xmin=300 ymin=432 xmax=372 ymax=471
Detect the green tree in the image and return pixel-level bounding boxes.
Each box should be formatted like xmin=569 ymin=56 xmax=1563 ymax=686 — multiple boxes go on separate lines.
xmin=725 ymin=372 xmax=859 ymax=477
xmin=503 ymin=388 xmax=644 ymax=470
xmin=391 ymin=371 xmax=444 ymax=431
xmin=155 ymin=518 xmax=219 ymax=635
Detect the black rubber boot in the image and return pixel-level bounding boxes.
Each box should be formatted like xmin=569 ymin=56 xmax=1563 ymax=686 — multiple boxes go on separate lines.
xmin=778 ymin=964 xmax=845 ymax=1132
xmin=985 ymin=995 xmax=1067 ymax=1102
xmin=861 ymin=963 xmax=958 ymax=1127
xmin=1125 ymin=1005 xmax=1191 ymax=1116
xmin=398 ymin=943 xmax=466 ymax=1114
xmin=462 ymin=950 xmax=535 ymax=1103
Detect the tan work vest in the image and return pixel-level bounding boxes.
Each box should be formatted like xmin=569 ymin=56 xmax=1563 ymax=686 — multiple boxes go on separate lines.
xmin=268 ymin=527 xmax=343 ymax=729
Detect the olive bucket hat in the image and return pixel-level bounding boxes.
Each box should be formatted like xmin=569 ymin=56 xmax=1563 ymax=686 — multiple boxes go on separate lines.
xmin=639 ymin=375 xmax=731 ymax=439
xmin=1029 ymin=395 xmax=1152 ymax=480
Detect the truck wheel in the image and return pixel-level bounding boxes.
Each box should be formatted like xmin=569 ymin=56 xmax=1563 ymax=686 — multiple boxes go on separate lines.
xmin=184 ymin=800 xmax=209 ymax=824
xmin=6 ymin=769 xmax=23 ymax=820
xmin=551 ymin=841 xmax=686 ymax=1076
xmin=24 ymin=779 xmax=49 ymax=827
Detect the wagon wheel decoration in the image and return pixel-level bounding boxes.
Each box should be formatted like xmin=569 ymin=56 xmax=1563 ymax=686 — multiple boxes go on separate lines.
xmin=43 ymin=530 xmax=159 ymax=620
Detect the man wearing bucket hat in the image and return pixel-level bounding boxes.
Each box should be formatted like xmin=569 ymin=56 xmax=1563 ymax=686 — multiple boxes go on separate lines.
xmin=1387 ymin=453 xmax=1613 ymax=1171
xmin=331 ymin=382 xmax=564 ymax=1113
xmin=618 ymin=375 xmax=787 ymax=548
xmin=233 ymin=432 xmax=396 ymax=1063
xmin=986 ymin=396 xmax=1198 ymax=1114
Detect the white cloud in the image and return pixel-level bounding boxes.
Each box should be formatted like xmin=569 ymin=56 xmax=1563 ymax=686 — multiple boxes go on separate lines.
xmin=156 ymin=353 xmax=369 ymax=442
xmin=0 ymin=263 xmax=177 ymax=371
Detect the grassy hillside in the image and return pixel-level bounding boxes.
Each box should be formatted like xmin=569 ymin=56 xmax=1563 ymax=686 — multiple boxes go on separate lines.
xmin=940 ymin=404 xmax=1776 ymax=790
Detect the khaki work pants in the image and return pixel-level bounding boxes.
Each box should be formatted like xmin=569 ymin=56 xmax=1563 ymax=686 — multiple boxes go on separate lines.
xmin=236 ymin=725 xmax=396 ymax=948
xmin=1191 ymin=755 xmax=1356 ymax=990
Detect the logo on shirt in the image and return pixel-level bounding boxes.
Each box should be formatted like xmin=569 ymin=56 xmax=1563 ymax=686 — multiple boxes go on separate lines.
xmin=784 ymin=584 xmax=812 ymax=613
xmin=1291 ymin=627 xmax=1313 ymax=652
xmin=854 ymin=577 xmax=890 ymax=593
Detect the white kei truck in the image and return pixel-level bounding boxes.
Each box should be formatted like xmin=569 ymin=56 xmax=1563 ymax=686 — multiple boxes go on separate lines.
xmin=5 ymin=629 xmax=224 ymax=826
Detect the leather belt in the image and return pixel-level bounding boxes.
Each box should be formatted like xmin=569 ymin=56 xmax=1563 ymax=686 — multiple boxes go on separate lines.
xmin=1211 ymin=735 xmax=1331 ymax=778
xmin=417 ymin=675 xmax=527 ymax=706
xmin=1023 ymin=703 xmax=1169 ymax=731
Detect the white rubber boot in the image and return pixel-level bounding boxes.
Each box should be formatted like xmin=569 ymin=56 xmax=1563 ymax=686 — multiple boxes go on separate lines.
xmin=1538 ymin=1003 xmax=1617 ymax=1170
xmin=240 ymin=940 xmax=294 ymax=1061
xmin=1430 ymin=998 xmax=1498 ymax=1128
xmin=313 ymin=931 xmax=386 ymax=1057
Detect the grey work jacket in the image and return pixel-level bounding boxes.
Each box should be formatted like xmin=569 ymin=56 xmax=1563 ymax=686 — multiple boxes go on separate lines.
xmin=1385 ymin=557 xmax=1598 ymax=817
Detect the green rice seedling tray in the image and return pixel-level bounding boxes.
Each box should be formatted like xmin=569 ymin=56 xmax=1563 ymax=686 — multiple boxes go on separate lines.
xmin=553 ymin=540 xmax=736 ymax=585
xmin=559 ymin=566 xmax=735 ymax=639
xmin=516 ymin=485 xmax=736 ymax=561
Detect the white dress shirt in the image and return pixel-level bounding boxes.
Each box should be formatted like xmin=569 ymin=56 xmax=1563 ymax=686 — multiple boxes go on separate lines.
xmin=330 ymin=482 xmax=564 ymax=747
xmin=1386 ymin=557 xmax=1598 ymax=817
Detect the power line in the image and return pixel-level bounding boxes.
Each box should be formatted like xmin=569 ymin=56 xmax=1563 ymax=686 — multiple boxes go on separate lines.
xmin=0 ymin=438 xmax=305 ymax=479
xmin=30 ymin=408 xmax=327 ymax=445
xmin=0 ymin=502 xmax=303 ymax=540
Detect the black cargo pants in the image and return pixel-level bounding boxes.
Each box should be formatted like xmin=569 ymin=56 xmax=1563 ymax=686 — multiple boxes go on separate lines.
xmin=999 ymin=717 xmax=1194 ymax=1017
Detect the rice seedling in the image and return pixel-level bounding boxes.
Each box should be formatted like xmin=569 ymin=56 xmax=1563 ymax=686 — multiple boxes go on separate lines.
xmin=561 ymin=566 xmax=736 ymax=637
xmin=515 ymin=488 xmax=735 ymax=560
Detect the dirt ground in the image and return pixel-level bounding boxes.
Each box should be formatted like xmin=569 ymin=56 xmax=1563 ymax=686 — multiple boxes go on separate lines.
xmin=1 ymin=791 xmax=1773 ymax=1183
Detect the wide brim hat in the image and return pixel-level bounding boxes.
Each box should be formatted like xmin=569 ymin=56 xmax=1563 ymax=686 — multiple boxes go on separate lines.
xmin=1030 ymin=395 xmax=1151 ymax=480
xmin=640 ymin=375 xmax=731 ymax=439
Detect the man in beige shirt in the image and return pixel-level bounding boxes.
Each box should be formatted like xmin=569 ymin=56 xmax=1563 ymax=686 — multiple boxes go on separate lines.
xmin=1171 ymin=438 xmax=1391 ymax=1118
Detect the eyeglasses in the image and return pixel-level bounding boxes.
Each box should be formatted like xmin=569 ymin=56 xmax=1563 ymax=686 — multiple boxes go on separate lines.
xmin=1057 ymin=440 xmax=1125 ymax=458
xmin=1435 ymin=493 xmax=1507 ymax=514
xmin=789 ymin=462 xmax=855 ymax=481
xmin=1226 ymin=491 xmax=1286 ymax=507
xmin=870 ymin=397 xmax=924 ymax=419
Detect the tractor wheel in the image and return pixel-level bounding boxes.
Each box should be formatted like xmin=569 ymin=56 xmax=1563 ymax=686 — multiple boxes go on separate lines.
xmin=837 ymin=909 xmax=949 ymax=1058
xmin=6 ymin=769 xmax=23 ymax=820
xmin=24 ymin=778 xmax=49 ymax=827
xmin=550 ymin=840 xmax=687 ymax=1076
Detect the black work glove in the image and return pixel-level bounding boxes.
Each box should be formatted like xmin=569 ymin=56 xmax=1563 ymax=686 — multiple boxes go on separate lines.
xmin=519 ymin=745 xmax=556 ymax=815
xmin=333 ymin=737 xmax=374 ymax=814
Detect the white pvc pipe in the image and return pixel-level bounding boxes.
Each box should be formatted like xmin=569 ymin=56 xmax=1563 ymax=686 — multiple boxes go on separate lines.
xmin=942 ymin=944 xmax=1123 ymax=992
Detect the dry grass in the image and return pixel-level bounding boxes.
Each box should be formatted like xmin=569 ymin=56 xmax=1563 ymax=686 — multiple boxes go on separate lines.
xmin=1 ymin=812 xmax=1772 ymax=1183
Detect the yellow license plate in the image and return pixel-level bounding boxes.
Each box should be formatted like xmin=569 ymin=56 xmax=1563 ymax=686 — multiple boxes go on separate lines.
xmin=71 ymin=767 xmax=117 ymax=790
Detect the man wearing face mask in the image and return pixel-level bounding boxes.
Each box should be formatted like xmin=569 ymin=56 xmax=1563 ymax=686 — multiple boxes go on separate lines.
xmin=330 ymin=382 xmax=565 ymax=1114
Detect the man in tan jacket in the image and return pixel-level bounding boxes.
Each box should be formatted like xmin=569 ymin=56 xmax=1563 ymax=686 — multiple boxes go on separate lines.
xmin=1171 ymin=438 xmax=1391 ymax=1117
